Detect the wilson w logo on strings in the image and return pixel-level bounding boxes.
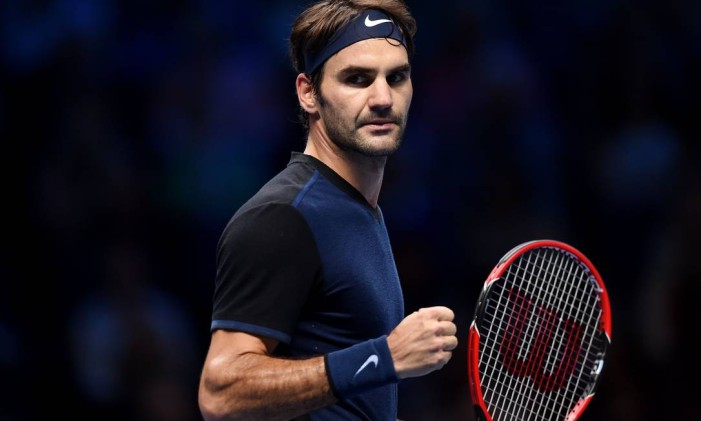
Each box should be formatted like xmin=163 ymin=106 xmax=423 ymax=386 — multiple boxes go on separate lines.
xmin=498 ymin=286 xmax=584 ymax=392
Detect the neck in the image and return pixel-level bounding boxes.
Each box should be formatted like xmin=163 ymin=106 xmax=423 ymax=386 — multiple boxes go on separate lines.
xmin=303 ymin=132 xmax=386 ymax=208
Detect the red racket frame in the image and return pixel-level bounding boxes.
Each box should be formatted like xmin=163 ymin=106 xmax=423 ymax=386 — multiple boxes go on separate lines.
xmin=467 ymin=239 xmax=612 ymax=421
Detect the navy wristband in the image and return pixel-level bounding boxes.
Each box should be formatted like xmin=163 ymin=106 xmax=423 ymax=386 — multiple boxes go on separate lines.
xmin=325 ymin=335 xmax=399 ymax=400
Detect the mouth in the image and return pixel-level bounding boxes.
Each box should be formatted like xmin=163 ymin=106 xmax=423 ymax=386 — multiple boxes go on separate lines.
xmin=362 ymin=120 xmax=398 ymax=131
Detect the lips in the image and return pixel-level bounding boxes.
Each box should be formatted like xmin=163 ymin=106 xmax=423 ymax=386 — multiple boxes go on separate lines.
xmin=362 ymin=120 xmax=397 ymax=130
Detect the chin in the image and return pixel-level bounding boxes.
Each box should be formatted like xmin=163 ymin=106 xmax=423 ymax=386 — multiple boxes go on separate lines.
xmin=360 ymin=140 xmax=402 ymax=157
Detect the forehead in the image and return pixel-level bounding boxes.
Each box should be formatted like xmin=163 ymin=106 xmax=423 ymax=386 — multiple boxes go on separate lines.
xmin=324 ymin=38 xmax=409 ymax=73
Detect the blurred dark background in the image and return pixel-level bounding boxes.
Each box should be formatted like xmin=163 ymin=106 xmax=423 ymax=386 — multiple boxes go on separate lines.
xmin=5 ymin=0 xmax=700 ymax=420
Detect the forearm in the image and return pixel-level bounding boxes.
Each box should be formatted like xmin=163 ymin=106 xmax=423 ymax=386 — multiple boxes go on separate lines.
xmin=199 ymin=352 xmax=336 ymax=421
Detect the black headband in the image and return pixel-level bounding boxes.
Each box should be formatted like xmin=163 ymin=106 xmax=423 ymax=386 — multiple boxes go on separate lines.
xmin=303 ymin=9 xmax=407 ymax=74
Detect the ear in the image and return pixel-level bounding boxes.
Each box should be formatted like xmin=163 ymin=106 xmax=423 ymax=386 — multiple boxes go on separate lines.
xmin=296 ymin=73 xmax=317 ymax=114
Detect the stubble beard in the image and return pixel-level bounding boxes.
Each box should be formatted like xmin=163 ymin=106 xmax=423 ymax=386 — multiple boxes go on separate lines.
xmin=318 ymin=95 xmax=407 ymax=158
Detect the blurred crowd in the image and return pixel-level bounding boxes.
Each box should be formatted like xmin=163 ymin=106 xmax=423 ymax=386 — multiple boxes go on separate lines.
xmin=5 ymin=0 xmax=700 ymax=420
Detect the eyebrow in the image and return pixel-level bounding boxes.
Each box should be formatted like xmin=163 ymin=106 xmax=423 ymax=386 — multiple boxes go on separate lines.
xmin=337 ymin=63 xmax=412 ymax=77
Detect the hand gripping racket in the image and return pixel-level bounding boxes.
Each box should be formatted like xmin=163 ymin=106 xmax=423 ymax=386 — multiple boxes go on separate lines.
xmin=467 ymin=240 xmax=612 ymax=421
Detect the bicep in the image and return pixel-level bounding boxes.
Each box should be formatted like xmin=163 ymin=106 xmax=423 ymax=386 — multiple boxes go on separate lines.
xmin=207 ymin=329 xmax=278 ymax=360
xmin=199 ymin=329 xmax=334 ymax=419
xmin=200 ymin=329 xmax=279 ymax=405
xmin=203 ymin=330 xmax=279 ymax=373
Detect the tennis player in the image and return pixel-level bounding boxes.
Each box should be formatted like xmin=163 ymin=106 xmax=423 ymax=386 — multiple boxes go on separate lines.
xmin=198 ymin=1 xmax=457 ymax=419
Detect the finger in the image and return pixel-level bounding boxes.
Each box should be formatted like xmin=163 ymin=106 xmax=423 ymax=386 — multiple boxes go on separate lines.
xmin=437 ymin=349 xmax=454 ymax=368
xmin=434 ymin=306 xmax=454 ymax=321
xmin=436 ymin=321 xmax=457 ymax=336
xmin=442 ymin=335 xmax=458 ymax=351
xmin=419 ymin=306 xmax=455 ymax=321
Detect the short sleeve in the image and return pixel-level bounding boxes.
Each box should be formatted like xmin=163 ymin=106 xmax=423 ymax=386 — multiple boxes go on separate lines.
xmin=211 ymin=203 xmax=321 ymax=343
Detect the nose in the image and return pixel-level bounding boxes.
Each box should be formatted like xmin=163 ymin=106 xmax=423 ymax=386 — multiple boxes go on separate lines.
xmin=368 ymin=78 xmax=393 ymax=111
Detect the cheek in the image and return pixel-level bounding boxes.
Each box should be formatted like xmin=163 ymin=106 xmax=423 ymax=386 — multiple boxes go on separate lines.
xmin=401 ymin=85 xmax=413 ymax=110
xmin=329 ymin=95 xmax=365 ymax=121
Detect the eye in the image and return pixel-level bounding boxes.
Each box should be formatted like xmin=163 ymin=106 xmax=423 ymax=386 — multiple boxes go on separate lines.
xmin=346 ymin=74 xmax=371 ymax=86
xmin=387 ymin=71 xmax=409 ymax=86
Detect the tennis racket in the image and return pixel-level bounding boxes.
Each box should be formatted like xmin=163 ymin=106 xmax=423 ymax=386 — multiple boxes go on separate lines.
xmin=467 ymin=239 xmax=612 ymax=421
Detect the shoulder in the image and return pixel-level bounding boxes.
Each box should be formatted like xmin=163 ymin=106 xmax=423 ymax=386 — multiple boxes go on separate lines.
xmin=220 ymin=202 xmax=309 ymax=250
xmin=237 ymin=154 xmax=319 ymax=213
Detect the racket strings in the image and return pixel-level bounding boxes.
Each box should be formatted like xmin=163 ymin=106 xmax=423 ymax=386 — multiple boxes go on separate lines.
xmin=512 ymin=250 xmax=571 ymax=419
xmin=477 ymin=247 xmax=607 ymax=420
xmin=516 ymin=249 xmax=597 ymax=420
xmin=528 ymin=249 xmax=585 ymax=419
xmin=495 ymin=249 xmax=602 ymax=420
xmin=486 ymin=249 xmax=573 ymax=419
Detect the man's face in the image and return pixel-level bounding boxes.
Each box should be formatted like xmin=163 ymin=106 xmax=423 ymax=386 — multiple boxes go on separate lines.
xmin=316 ymin=38 xmax=413 ymax=157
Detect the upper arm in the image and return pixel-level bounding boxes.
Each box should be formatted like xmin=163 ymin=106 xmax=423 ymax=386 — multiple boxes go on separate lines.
xmin=201 ymin=330 xmax=279 ymax=380
xmin=199 ymin=329 xmax=334 ymax=420
xmin=198 ymin=330 xmax=276 ymax=419
xmin=210 ymin=329 xmax=278 ymax=358
xmin=199 ymin=329 xmax=280 ymax=411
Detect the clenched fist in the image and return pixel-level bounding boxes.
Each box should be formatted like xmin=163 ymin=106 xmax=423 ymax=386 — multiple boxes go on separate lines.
xmin=387 ymin=306 xmax=458 ymax=379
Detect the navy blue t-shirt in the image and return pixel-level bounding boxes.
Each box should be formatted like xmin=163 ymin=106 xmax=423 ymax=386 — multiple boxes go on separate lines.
xmin=211 ymin=152 xmax=405 ymax=420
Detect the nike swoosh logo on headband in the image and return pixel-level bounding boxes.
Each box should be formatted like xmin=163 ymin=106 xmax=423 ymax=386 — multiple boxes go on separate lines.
xmin=365 ymin=15 xmax=393 ymax=27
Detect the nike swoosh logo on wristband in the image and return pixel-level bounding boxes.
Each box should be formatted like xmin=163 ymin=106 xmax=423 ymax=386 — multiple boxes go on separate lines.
xmin=353 ymin=354 xmax=379 ymax=379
